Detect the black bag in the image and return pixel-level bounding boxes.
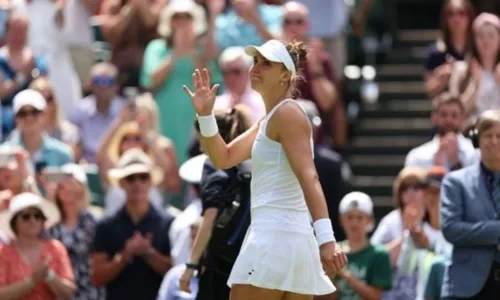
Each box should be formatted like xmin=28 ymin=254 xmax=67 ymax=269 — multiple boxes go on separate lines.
xmin=205 ymin=160 xmax=252 ymax=275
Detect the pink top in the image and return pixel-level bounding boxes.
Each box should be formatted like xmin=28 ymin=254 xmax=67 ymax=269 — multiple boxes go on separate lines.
xmin=214 ymin=86 xmax=266 ymax=124
xmin=0 ymin=239 xmax=74 ymax=300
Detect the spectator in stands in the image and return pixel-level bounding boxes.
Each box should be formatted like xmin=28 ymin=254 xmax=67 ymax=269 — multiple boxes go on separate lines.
xmin=0 ymin=146 xmax=40 ymax=197
xmin=98 ymin=0 xmax=166 ymax=87
xmin=5 ymin=89 xmax=73 ymax=171
xmin=424 ymin=0 xmax=474 ymax=98
xmin=296 ymin=99 xmax=352 ymax=242
xmin=47 ymin=163 xmax=105 ymax=300
xmin=97 ymin=100 xmax=178 ymax=215
xmin=323 ymin=192 xmax=392 ymax=300
xmin=141 ymin=0 xmax=218 ymax=165
xmin=422 ymin=167 xmax=452 ymax=300
xmin=371 ymin=167 xmax=440 ymax=300
xmin=0 ymin=13 xmax=48 ymax=138
xmin=11 ymin=0 xmax=82 ymax=118
xmin=70 ymin=62 xmax=124 ymax=164
xmin=158 ymin=218 xmax=201 ymax=300
xmin=294 ymin=0 xmax=348 ymax=80
xmin=405 ymin=94 xmax=477 ymax=171
xmin=215 ymin=0 xmax=282 ymax=50
xmin=449 ymin=13 xmax=500 ymax=128
xmin=91 ymin=149 xmax=174 ymax=300
xmin=169 ymin=154 xmax=204 ymax=266
xmin=0 ymin=193 xmax=75 ymax=299
xmin=64 ymin=0 xmax=100 ymax=90
xmin=214 ymin=46 xmax=265 ymax=124
xmin=281 ymin=2 xmax=345 ymax=148
xmin=440 ymin=110 xmax=500 ymax=299
xmin=29 ymin=78 xmax=80 ymax=156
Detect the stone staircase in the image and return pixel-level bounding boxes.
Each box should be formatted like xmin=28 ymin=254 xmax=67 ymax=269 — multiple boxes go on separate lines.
xmin=348 ymin=24 xmax=439 ymax=220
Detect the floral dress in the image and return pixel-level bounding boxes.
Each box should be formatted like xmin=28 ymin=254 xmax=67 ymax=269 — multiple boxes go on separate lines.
xmin=49 ymin=210 xmax=105 ymax=300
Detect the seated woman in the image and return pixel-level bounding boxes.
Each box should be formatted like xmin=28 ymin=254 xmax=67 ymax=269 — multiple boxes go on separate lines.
xmin=96 ymin=93 xmax=180 ymax=215
xmin=46 ymin=163 xmax=105 ymax=300
xmin=0 ymin=193 xmax=74 ymax=299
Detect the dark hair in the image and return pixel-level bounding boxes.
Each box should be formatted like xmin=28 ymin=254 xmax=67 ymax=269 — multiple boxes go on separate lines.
xmin=432 ymin=93 xmax=465 ymax=112
xmin=194 ymin=104 xmax=253 ymax=143
xmin=437 ymin=0 xmax=474 ymax=52
xmin=285 ymin=40 xmax=308 ymax=96
xmin=9 ymin=208 xmax=46 ymax=235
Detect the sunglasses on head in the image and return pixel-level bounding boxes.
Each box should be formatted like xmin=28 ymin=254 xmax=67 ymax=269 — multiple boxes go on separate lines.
xmin=172 ymin=13 xmax=193 ymax=20
xmin=18 ymin=211 xmax=45 ymax=222
xmin=93 ymin=76 xmax=116 ymax=87
xmin=401 ymin=183 xmax=427 ymax=193
xmin=124 ymin=173 xmax=150 ymax=183
xmin=222 ymin=68 xmax=244 ymax=76
xmin=122 ymin=135 xmax=141 ymax=142
xmin=284 ymin=18 xmax=305 ymax=26
xmin=16 ymin=108 xmax=42 ymax=119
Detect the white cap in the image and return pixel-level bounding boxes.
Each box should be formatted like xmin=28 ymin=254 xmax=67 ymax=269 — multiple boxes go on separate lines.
xmin=13 ymin=89 xmax=46 ymax=114
xmin=60 ymin=163 xmax=88 ymax=185
xmin=179 ymin=154 xmax=207 ymax=184
xmin=339 ymin=191 xmax=373 ymax=215
xmin=245 ymin=40 xmax=296 ymax=76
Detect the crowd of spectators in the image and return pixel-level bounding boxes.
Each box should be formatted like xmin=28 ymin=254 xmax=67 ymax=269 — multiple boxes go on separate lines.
xmin=0 ymin=0 xmax=498 ymax=299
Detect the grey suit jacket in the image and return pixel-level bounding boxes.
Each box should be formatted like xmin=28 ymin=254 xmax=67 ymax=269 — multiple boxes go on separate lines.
xmin=440 ymin=163 xmax=500 ymax=298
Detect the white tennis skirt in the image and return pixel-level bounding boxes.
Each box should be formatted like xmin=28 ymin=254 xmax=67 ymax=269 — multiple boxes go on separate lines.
xmin=227 ymin=207 xmax=336 ymax=295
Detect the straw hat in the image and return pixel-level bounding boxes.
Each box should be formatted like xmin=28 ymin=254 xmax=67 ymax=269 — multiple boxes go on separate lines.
xmin=108 ymin=148 xmax=163 ymax=186
xmin=108 ymin=122 xmax=146 ymax=165
xmin=0 ymin=193 xmax=60 ymax=238
xmin=178 ymin=154 xmax=208 ymax=184
xmin=157 ymin=0 xmax=207 ymax=38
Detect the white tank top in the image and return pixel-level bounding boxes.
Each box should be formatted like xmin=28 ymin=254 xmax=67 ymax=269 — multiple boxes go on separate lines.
xmin=250 ymin=99 xmax=314 ymax=212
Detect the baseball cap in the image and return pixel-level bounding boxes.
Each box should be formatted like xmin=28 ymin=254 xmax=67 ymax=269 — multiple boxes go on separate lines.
xmin=13 ymin=89 xmax=46 ymax=114
xmin=339 ymin=191 xmax=374 ymax=215
xmin=245 ymin=39 xmax=296 ymax=76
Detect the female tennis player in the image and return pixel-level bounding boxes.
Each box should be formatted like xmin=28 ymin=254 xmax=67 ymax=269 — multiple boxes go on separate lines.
xmin=183 ymin=39 xmax=347 ymax=300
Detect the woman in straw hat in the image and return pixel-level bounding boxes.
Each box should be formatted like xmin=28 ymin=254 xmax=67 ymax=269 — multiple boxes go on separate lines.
xmin=0 ymin=193 xmax=75 ymax=299
xmin=46 ymin=163 xmax=105 ymax=300
xmin=140 ymin=0 xmax=222 ymax=165
xmin=96 ymin=93 xmax=180 ymax=214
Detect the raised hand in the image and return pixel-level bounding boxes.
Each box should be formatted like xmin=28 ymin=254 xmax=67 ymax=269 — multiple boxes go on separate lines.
xmin=183 ymin=69 xmax=220 ymax=116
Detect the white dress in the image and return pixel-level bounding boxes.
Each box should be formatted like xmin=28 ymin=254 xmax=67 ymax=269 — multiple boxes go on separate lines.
xmin=227 ymin=99 xmax=336 ymax=295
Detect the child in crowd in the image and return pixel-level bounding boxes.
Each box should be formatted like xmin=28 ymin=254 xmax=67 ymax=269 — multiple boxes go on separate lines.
xmin=333 ymin=192 xmax=393 ymax=300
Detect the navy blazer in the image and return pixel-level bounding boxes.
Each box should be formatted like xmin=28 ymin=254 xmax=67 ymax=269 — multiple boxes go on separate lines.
xmin=440 ymin=163 xmax=500 ymax=298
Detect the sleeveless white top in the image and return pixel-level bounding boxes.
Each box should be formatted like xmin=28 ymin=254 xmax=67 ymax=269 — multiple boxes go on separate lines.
xmin=250 ymin=99 xmax=313 ymax=212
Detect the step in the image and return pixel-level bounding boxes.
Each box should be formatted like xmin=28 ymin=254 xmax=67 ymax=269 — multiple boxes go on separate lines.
xmin=360 ymin=108 xmax=431 ymax=118
xmin=378 ymin=64 xmax=425 ymax=77
xmin=350 ymin=155 xmax=406 ymax=176
xmin=366 ymin=99 xmax=432 ymax=112
xmin=398 ymin=29 xmax=438 ymax=43
xmin=378 ymin=81 xmax=424 ymax=94
xmin=352 ymin=135 xmax=428 ymax=148
xmin=351 ymin=175 xmax=394 ymax=196
xmin=379 ymin=92 xmax=428 ymax=101
xmin=387 ymin=46 xmax=428 ymax=64
xmin=358 ymin=118 xmax=432 ymax=131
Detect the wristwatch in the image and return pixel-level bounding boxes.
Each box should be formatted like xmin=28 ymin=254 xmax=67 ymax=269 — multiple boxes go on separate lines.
xmin=44 ymin=269 xmax=56 ymax=282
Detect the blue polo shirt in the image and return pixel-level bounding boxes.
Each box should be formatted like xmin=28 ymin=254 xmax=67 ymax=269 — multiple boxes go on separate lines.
xmin=91 ymin=205 xmax=174 ymax=300
xmin=3 ymin=132 xmax=73 ymax=168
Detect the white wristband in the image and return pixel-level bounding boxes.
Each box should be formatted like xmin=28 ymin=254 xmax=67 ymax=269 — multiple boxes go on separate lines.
xmin=197 ymin=113 xmax=218 ymax=137
xmin=313 ymin=218 xmax=336 ymax=246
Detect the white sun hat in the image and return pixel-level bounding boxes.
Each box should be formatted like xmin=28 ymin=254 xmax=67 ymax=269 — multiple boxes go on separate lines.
xmin=0 ymin=192 xmax=61 ymax=238
xmin=157 ymin=0 xmax=207 ymax=38
xmin=244 ymin=39 xmax=296 ymax=77
xmin=179 ymin=154 xmax=208 ymax=184
xmin=108 ymin=148 xmax=163 ymax=186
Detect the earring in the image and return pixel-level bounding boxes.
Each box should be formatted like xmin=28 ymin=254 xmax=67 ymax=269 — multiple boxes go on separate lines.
xmin=280 ymin=82 xmax=284 ymax=86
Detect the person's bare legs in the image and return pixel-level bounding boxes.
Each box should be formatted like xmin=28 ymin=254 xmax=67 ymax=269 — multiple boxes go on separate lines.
xmin=230 ymin=284 xmax=283 ymax=300
xmin=282 ymin=292 xmax=314 ymax=300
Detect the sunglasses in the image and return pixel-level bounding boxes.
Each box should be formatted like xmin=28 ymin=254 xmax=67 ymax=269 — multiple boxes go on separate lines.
xmin=16 ymin=109 xmax=42 ymax=119
xmin=222 ymin=69 xmax=244 ymax=76
xmin=122 ymin=135 xmax=141 ymax=142
xmin=92 ymin=76 xmax=116 ymax=87
xmin=284 ymin=18 xmax=305 ymax=26
xmin=124 ymin=173 xmax=150 ymax=183
xmin=401 ymin=183 xmax=427 ymax=193
xmin=172 ymin=13 xmax=193 ymax=20
xmin=19 ymin=212 xmax=45 ymax=222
